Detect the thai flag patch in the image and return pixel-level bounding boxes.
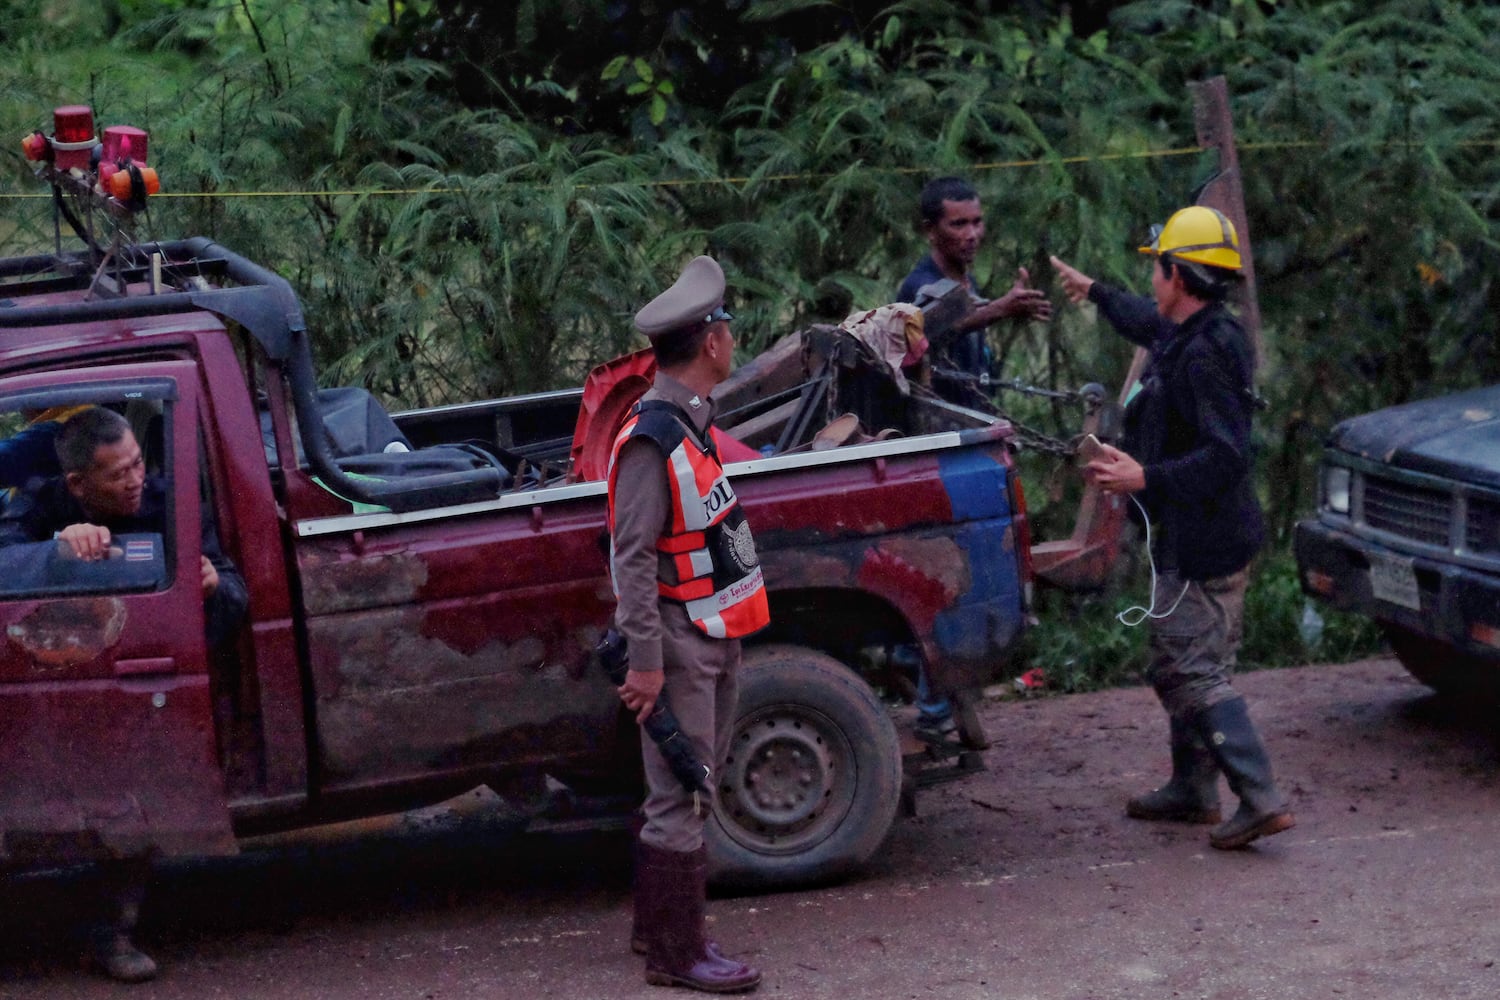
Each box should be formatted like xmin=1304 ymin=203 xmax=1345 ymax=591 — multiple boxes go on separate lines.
xmin=124 ymin=539 xmax=155 ymax=562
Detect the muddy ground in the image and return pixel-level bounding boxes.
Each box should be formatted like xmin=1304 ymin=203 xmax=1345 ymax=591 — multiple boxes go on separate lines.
xmin=3 ymin=655 xmax=1499 ymax=1000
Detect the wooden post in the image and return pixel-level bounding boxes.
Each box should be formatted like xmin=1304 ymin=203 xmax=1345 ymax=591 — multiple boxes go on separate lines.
xmin=1191 ymin=74 xmax=1263 ymax=371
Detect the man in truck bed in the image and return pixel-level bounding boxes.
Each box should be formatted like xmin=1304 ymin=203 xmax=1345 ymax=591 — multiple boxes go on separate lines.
xmin=896 ymin=175 xmax=1052 ymax=378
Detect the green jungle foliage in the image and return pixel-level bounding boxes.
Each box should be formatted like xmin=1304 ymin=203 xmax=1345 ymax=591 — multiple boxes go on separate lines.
xmin=3 ymin=0 xmax=1489 ymax=682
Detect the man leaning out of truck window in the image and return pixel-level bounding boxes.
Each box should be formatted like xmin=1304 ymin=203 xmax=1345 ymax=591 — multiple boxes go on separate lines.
xmin=0 ymin=404 xmax=248 ymax=981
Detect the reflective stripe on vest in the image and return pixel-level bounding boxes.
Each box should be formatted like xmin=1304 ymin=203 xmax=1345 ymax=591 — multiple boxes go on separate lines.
xmin=607 ymin=404 xmax=770 ymax=640
xmin=681 ymin=565 xmax=769 ymax=640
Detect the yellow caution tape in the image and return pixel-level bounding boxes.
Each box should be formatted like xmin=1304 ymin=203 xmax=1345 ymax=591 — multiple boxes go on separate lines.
xmin=0 ymin=140 xmax=1476 ymax=200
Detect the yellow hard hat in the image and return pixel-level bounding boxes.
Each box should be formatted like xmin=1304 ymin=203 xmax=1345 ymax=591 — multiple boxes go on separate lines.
xmin=1138 ymin=205 xmax=1243 ymax=272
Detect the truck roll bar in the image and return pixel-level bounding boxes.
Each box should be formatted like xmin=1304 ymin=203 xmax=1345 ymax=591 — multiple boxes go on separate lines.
xmin=0 ymin=238 xmax=503 ymax=512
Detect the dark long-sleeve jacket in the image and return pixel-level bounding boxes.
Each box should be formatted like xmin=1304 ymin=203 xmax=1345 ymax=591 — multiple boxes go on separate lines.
xmin=0 ymin=474 xmax=248 ymax=647
xmin=0 ymin=421 xmax=62 ymax=487
xmin=897 ymin=255 xmax=989 ymax=376
xmin=1088 ymin=283 xmax=1264 ymax=580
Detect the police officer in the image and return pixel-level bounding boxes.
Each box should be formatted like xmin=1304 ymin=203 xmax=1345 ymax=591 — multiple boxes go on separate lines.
xmin=1050 ymin=207 xmax=1295 ymax=850
xmin=608 ymin=255 xmax=768 ymax=992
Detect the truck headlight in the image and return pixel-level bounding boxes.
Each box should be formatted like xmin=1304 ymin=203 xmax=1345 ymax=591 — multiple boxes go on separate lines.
xmin=1324 ymin=465 xmax=1351 ymax=514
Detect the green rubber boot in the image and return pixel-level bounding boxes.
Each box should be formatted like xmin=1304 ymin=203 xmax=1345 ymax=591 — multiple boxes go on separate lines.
xmin=1195 ymin=697 xmax=1296 ymax=849
xmin=1126 ymin=714 xmax=1222 ymax=824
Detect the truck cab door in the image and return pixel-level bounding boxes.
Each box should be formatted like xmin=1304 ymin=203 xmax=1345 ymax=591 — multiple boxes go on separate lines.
xmin=0 ymin=363 xmax=236 ymax=867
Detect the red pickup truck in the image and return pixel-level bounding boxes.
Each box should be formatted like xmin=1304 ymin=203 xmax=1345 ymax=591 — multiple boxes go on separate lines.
xmin=0 ymin=237 xmax=1042 ymax=889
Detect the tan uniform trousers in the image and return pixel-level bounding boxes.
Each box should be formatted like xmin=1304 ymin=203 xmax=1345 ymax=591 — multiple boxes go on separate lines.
xmin=639 ymin=600 xmax=741 ymax=854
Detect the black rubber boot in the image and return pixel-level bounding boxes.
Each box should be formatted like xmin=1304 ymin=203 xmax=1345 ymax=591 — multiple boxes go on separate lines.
xmin=88 ymin=859 xmax=157 ymax=983
xmin=1194 ymin=697 xmax=1296 ymax=849
xmin=89 ymin=923 xmax=157 ymax=984
xmin=1126 ymin=715 xmax=1222 ymax=824
xmin=636 ymin=843 xmax=761 ymax=993
xmin=632 ymin=837 xmax=648 ymax=954
xmin=631 ymin=840 xmax=724 ymax=960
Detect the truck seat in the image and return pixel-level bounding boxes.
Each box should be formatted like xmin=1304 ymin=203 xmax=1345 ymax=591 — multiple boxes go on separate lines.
xmin=315 ymin=386 xmax=413 ymax=457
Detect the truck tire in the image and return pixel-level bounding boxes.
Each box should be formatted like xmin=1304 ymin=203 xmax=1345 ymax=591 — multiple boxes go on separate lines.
xmin=706 ymin=644 xmax=902 ymax=890
xmin=1384 ymin=625 xmax=1500 ymax=701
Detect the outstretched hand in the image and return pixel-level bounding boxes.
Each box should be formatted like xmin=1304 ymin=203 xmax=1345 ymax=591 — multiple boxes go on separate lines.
xmin=1049 ymin=255 xmax=1095 ymax=304
xmin=976 ymin=267 xmax=1052 ymax=325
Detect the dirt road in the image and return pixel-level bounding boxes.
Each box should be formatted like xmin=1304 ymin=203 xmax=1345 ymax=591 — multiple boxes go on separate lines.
xmin=4 ymin=656 xmax=1499 ymax=999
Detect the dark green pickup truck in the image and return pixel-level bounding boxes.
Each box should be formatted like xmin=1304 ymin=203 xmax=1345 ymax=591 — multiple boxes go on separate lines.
xmin=1296 ymin=384 xmax=1500 ymax=696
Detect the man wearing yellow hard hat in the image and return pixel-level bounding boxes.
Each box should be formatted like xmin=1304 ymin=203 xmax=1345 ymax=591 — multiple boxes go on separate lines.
xmin=1050 ymin=206 xmax=1295 ymax=850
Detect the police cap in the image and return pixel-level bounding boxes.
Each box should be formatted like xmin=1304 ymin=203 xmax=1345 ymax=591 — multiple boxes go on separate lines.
xmin=635 ymin=256 xmax=730 ymax=342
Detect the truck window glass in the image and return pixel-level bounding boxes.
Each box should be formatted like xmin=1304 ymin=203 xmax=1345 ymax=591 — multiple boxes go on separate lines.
xmin=0 ymin=396 xmax=171 ymax=597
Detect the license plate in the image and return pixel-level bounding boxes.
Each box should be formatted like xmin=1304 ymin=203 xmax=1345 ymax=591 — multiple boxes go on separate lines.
xmin=1369 ymin=552 xmax=1421 ymax=611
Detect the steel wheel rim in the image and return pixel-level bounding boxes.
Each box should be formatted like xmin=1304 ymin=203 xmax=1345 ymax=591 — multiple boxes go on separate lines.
xmin=716 ymin=704 xmax=857 ymax=856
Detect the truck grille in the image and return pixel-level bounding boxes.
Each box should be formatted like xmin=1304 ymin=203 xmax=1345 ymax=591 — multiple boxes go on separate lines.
xmin=1467 ymin=496 xmax=1500 ymax=556
xmin=1362 ymin=476 xmax=1451 ymax=547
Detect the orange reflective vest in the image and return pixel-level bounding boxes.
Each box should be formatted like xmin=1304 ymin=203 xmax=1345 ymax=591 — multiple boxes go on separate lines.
xmin=607 ymin=400 xmax=770 ymax=640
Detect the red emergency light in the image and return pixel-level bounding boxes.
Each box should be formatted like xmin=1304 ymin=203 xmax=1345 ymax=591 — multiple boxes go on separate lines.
xmin=27 ymin=102 xmax=161 ymax=211
xmin=50 ymin=104 xmax=99 ymax=170
xmin=53 ymin=105 xmax=95 ymax=143
xmin=98 ymin=125 xmax=157 ymax=203
xmin=21 ymin=132 xmax=48 ymax=162
xmin=102 ymin=125 xmax=148 ymax=165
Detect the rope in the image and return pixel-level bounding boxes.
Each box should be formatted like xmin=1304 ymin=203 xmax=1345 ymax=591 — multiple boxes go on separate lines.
xmin=0 ymin=139 xmax=1388 ymax=202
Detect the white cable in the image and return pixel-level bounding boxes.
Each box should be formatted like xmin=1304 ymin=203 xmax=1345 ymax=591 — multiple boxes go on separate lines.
xmin=1116 ymin=493 xmax=1191 ymax=627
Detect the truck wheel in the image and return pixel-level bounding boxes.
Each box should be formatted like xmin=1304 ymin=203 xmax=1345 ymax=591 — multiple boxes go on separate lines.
xmin=1384 ymin=625 xmax=1500 ymax=700
xmin=706 ymin=644 xmax=902 ymax=890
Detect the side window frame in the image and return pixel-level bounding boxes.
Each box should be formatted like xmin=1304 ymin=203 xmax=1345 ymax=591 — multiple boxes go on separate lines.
xmin=0 ymin=376 xmax=181 ymax=600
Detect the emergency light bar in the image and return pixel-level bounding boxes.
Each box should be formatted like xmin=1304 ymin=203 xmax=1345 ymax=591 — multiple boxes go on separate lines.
xmin=22 ymin=103 xmax=160 ymax=211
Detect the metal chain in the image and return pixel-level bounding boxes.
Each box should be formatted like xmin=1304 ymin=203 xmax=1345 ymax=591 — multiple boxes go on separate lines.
xmin=998 ymin=415 xmax=1081 ymax=457
xmin=928 ymin=365 xmax=1104 ymax=457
